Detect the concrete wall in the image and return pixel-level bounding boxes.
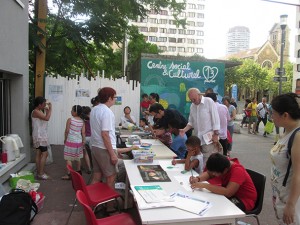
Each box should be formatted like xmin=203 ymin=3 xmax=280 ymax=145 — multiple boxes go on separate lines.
xmin=0 ymin=0 xmax=30 ymax=183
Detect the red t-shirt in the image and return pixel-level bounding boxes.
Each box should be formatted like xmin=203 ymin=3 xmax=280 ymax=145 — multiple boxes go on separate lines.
xmin=140 ymin=100 xmax=150 ymax=109
xmin=208 ymin=158 xmax=257 ymax=211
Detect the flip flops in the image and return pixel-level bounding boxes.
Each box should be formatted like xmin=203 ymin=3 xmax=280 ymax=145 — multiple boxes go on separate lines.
xmin=61 ymin=174 xmax=71 ymax=180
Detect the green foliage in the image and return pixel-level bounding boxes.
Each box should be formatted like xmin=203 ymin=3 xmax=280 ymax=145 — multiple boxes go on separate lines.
xmin=29 ymin=0 xmax=184 ymax=78
xmin=224 ymin=58 xmax=293 ymax=98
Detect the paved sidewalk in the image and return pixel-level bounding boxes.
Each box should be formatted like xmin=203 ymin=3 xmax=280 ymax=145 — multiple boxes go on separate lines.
xmin=15 ymin=121 xmax=278 ymax=225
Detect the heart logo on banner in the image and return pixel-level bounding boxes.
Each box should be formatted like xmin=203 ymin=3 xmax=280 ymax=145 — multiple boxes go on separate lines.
xmin=202 ymin=66 xmax=218 ymax=83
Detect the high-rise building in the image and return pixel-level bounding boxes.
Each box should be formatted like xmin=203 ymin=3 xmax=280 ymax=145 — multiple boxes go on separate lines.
xmin=130 ymin=0 xmax=206 ymax=56
xmin=226 ymin=26 xmax=250 ymax=55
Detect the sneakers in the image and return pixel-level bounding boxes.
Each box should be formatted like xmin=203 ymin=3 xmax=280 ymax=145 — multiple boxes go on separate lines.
xmin=37 ymin=173 xmax=49 ymax=180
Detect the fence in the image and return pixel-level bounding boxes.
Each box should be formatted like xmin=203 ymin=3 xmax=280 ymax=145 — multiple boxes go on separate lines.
xmin=45 ymin=73 xmax=140 ymax=144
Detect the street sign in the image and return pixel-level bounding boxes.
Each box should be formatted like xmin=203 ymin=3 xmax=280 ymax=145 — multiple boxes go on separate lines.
xmin=275 ymin=68 xmax=285 ymax=75
xmin=273 ymin=76 xmax=287 ymax=82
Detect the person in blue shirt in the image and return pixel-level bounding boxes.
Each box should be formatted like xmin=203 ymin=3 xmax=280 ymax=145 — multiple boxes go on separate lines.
xmin=168 ymin=118 xmax=187 ymax=159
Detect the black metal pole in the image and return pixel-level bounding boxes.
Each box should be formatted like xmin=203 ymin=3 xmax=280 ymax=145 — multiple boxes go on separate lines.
xmin=279 ymin=25 xmax=286 ymax=95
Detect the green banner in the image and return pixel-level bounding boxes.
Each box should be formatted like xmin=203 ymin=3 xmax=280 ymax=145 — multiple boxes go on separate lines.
xmin=141 ymin=58 xmax=225 ymax=118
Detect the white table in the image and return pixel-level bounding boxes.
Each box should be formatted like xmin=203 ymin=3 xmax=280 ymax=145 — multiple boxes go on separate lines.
xmin=124 ymin=160 xmax=245 ymax=225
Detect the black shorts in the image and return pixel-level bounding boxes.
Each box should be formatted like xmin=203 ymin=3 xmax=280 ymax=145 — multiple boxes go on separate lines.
xmin=37 ymin=146 xmax=47 ymax=152
xmin=228 ymin=196 xmax=246 ymax=211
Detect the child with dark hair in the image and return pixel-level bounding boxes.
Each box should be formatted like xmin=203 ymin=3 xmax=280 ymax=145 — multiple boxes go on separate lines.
xmin=62 ymin=105 xmax=85 ymax=180
xmin=168 ymin=118 xmax=187 ymax=159
xmin=171 ymin=136 xmax=203 ymax=174
xmin=140 ymin=93 xmax=150 ymax=117
xmin=81 ymin=106 xmax=92 ymax=174
xmin=190 ymin=153 xmax=257 ymax=211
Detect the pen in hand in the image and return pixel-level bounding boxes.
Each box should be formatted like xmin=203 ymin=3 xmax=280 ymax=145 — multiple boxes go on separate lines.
xmin=190 ymin=169 xmax=194 ymax=192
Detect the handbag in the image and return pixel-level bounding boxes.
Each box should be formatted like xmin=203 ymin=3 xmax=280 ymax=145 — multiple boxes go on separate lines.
xmin=245 ymin=110 xmax=251 ymax=117
xmin=264 ymin=120 xmax=274 ymax=134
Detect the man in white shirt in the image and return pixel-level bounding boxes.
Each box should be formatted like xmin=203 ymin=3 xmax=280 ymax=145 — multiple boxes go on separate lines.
xmin=255 ymin=97 xmax=269 ymax=137
xmin=180 ymin=88 xmax=222 ymax=165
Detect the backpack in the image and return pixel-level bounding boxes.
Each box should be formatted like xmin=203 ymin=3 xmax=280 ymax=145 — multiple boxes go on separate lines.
xmin=282 ymin=127 xmax=300 ymax=187
xmin=0 ymin=189 xmax=38 ymax=225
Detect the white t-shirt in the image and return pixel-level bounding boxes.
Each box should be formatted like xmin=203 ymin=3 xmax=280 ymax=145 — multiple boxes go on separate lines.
xmin=190 ymin=154 xmax=204 ymax=174
xmin=90 ymin=104 xmax=116 ymax=149
xmin=188 ymin=97 xmax=220 ymax=145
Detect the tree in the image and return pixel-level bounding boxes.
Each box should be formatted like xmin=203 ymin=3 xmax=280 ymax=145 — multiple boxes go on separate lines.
xmin=29 ymin=0 xmax=185 ymax=77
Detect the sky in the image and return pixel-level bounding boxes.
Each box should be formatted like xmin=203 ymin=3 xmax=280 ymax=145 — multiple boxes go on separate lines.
xmin=204 ymin=0 xmax=298 ymax=60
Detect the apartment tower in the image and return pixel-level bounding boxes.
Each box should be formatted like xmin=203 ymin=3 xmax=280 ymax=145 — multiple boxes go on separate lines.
xmin=226 ymin=26 xmax=250 ymax=55
xmin=130 ymin=0 xmax=206 ymax=56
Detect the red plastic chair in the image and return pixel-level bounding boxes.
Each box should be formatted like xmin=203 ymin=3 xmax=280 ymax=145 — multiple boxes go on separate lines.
xmin=76 ymin=190 xmax=137 ymax=225
xmin=67 ymin=165 xmax=121 ymax=211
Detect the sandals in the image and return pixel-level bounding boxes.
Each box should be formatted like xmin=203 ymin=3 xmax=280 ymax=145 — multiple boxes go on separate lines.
xmin=37 ymin=173 xmax=49 ymax=180
xmin=61 ymin=174 xmax=71 ymax=180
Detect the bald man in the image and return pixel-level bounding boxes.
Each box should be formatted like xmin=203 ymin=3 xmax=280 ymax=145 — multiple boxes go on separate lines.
xmin=180 ymin=88 xmax=223 ymax=165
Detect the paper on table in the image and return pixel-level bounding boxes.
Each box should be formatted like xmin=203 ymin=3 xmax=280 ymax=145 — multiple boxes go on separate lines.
xmin=131 ymin=186 xmax=174 ymax=210
xmin=134 ymin=185 xmax=174 ymax=203
xmin=159 ymin=161 xmax=184 ymax=172
xmin=170 ymin=191 xmax=212 ymax=216
xmin=173 ymin=175 xmax=193 ymax=192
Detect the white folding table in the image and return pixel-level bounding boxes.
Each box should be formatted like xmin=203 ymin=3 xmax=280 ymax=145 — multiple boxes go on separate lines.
xmin=124 ymin=160 xmax=245 ymax=225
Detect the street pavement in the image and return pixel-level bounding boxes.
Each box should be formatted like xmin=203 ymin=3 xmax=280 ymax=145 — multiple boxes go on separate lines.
xmin=25 ymin=118 xmax=277 ymax=225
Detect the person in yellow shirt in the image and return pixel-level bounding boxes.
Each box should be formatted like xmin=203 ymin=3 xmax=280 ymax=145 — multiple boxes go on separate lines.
xmin=247 ymin=97 xmax=258 ymax=134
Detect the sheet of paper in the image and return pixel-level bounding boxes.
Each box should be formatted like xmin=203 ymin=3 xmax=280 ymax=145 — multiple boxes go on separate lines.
xmin=159 ymin=161 xmax=184 ymax=172
xmin=131 ymin=186 xmax=174 ymax=210
xmin=170 ymin=191 xmax=212 ymax=216
xmin=134 ymin=185 xmax=174 ymax=203
xmin=173 ymin=175 xmax=193 ymax=192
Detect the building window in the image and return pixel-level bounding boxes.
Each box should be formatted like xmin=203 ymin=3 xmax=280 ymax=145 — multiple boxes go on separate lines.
xmin=197 ymin=30 xmax=204 ymax=36
xmin=297 ymin=64 xmax=300 ymax=72
xmin=169 ymin=37 xmax=176 ymax=43
xmin=159 ymin=46 xmax=167 ymax=51
xmin=160 ymin=28 xmax=167 ymax=33
xmin=187 ymin=21 xmax=195 ymax=26
xmin=149 ymin=18 xmax=157 ymax=23
xmin=139 ymin=17 xmax=148 ymax=23
xmin=178 ymin=29 xmax=186 ymax=35
xmin=196 ymin=39 xmax=204 ymax=44
xmin=169 ymin=20 xmax=176 ymax=25
xmin=188 ymin=3 xmax=196 ymax=9
xmin=187 ymin=47 xmax=195 ymax=53
xmin=186 ymin=30 xmax=195 ymax=35
xmin=159 ymin=19 xmax=168 ymax=24
xmin=168 ymin=46 xmax=176 ymax=52
xmin=196 ymin=22 xmax=204 ymax=27
xmin=196 ymin=48 xmax=203 ymax=53
xmin=149 ymin=27 xmax=158 ymax=32
xmin=177 ymin=38 xmax=185 ymax=43
xmin=169 ymin=28 xmax=176 ymax=34
xmin=149 ymin=9 xmax=157 ymax=15
xmin=197 ymin=4 xmax=205 ymax=10
xmin=158 ymin=37 xmax=167 ymax=42
xmin=298 ymin=35 xmax=300 ymax=43
xmin=149 ymin=36 xmax=157 ymax=42
xmin=179 ymin=12 xmax=186 ymax=17
xmin=178 ymin=47 xmax=185 ymax=52
xmin=160 ymin=10 xmax=168 ymax=15
xmin=188 ymin=12 xmax=195 ymax=18
xmin=139 ymin=27 xmax=148 ymax=32
xmin=187 ymin=39 xmax=195 ymax=44
xmin=197 ymin=13 xmax=204 ymax=18
xmin=0 ymin=79 xmax=11 ymax=136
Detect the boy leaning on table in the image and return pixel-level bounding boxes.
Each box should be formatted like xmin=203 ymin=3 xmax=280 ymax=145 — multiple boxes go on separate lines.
xmin=189 ymin=153 xmax=257 ymax=211
xmin=171 ymin=136 xmax=204 ymax=174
